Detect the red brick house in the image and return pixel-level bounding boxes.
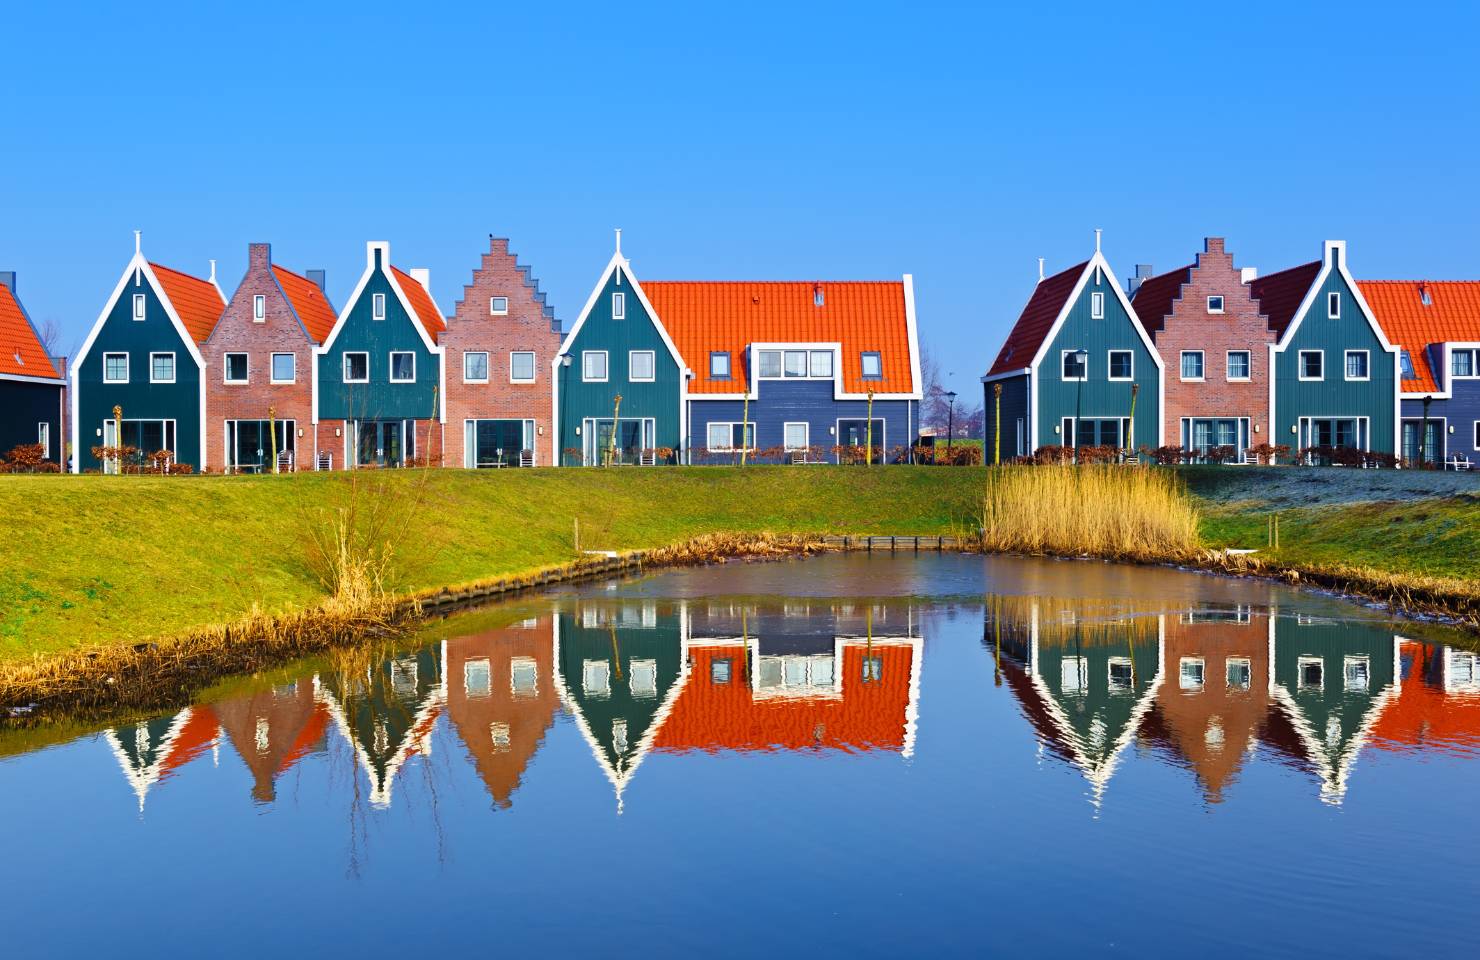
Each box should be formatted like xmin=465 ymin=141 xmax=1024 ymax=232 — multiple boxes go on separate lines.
xmin=1131 ymin=238 xmax=1274 ymax=459
xmin=204 ymin=243 xmax=335 ymax=472
xmin=443 ymin=237 xmax=561 ymax=467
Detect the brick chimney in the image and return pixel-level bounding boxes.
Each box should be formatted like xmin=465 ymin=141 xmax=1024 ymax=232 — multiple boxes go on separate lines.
xmin=249 ymin=243 xmax=271 ymax=269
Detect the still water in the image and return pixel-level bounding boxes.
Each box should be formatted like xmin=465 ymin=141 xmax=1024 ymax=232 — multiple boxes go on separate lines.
xmin=3 ymin=554 xmax=1479 ymax=958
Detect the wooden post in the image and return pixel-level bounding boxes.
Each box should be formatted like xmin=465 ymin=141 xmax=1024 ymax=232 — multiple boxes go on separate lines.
xmin=739 ymin=380 xmax=750 ymax=467
xmin=574 ymin=517 xmax=580 ymax=553
xmin=993 ymin=382 xmax=1002 ymax=465
xmin=865 ymin=389 xmax=875 ymax=466
xmin=1128 ymin=382 xmax=1139 ymax=462
xmin=268 ymin=405 xmax=279 ymax=474
xmin=609 ymin=393 xmax=623 ymax=466
xmin=112 ymin=404 xmax=123 ymax=475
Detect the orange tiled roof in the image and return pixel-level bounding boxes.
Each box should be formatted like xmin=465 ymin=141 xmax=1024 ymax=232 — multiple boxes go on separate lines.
xmin=272 ymin=265 xmax=337 ymax=343
xmin=1359 ymin=280 xmax=1480 ymax=393
xmin=642 ymin=281 xmax=914 ymax=395
xmin=391 ymin=266 xmax=447 ymax=342
xmin=150 ymin=262 xmax=225 ymax=345
xmin=1369 ymin=642 xmax=1480 ymax=751
xmin=0 ymin=282 xmax=61 ymax=379
xmin=158 ymin=708 xmax=220 ymax=779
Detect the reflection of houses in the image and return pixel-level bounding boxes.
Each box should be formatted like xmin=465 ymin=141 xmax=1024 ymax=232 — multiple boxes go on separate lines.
xmin=554 ymin=603 xmax=686 ymax=807
xmin=1369 ymin=640 xmax=1480 ymax=754
xmin=654 ymin=601 xmax=921 ymax=756
xmin=105 ymin=707 xmax=219 ymax=810
xmin=210 ymin=679 xmax=330 ymax=803
xmin=317 ymin=648 xmax=445 ymax=808
xmin=989 ymin=598 xmax=1164 ymax=802
xmin=444 ymin=617 xmax=560 ymax=809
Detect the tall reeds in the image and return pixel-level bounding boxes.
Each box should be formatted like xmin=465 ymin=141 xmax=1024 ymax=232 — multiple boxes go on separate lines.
xmin=981 ymin=464 xmax=1201 ymax=561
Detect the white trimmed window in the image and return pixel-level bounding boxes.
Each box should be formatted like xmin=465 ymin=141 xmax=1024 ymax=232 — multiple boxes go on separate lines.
xmin=1179 ymin=657 xmax=1205 ymax=691
xmin=582 ymin=350 xmax=608 ymax=382
xmin=271 ymin=353 xmax=295 ymax=383
xmin=1298 ymin=656 xmax=1324 ymax=690
xmin=1344 ymin=349 xmax=1370 ymax=381
xmin=1299 ymin=350 xmax=1324 ymax=381
xmin=629 ymin=350 xmax=655 ymax=382
xmin=343 ymin=352 xmax=369 ymax=383
xmin=810 ymin=350 xmax=834 ymax=377
xmin=132 ymin=294 xmax=146 ymax=321
xmin=1344 ymin=655 xmax=1370 ymax=692
xmin=1207 ymin=295 xmax=1225 ymax=314
xmin=1473 ymin=421 xmax=1479 ymax=450
xmin=150 ymin=352 xmax=176 ymax=384
xmin=372 ymin=292 xmax=386 ymax=320
xmin=510 ymin=351 xmax=536 ymax=383
xmin=1452 ymin=349 xmax=1476 ymax=378
xmin=784 ymin=422 xmax=809 ymax=450
xmin=1226 ymin=658 xmax=1252 ymax=690
xmin=103 ymin=352 xmax=129 ymax=383
xmin=489 ymin=296 xmax=509 ymax=316
xmin=611 ymin=291 xmax=625 ymax=320
xmin=1180 ymin=350 xmax=1204 ymax=381
xmin=463 ymin=659 xmax=492 ymax=698
xmin=463 ymin=351 xmax=489 ymax=383
xmin=758 ymin=350 xmax=781 ymax=378
xmin=253 ymin=294 xmax=266 ymax=323
xmin=224 ymin=352 xmax=249 ymax=384
xmin=389 ymin=351 xmax=415 ymax=382
xmin=707 ymin=421 xmax=754 ymax=451
xmin=1227 ymin=350 xmax=1251 ymax=381
xmin=511 ymin=657 xmax=538 ymax=695
xmin=1090 ymin=291 xmax=1105 ymax=319
xmin=783 ymin=350 xmax=808 ymax=377
xmin=1061 ymin=350 xmax=1087 ymax=381
xmin=860 ymin=351 xmax=883 ymax=379
xmin=710 ymin=351 xmax=731 ymax=379
xmin=1327 ymin=291 xmax=1341 ymax=319
xmin=582 ymin=659 xmax=611 ymax=697
xmin=1108 ymin=350 xmax=1133 ymax=381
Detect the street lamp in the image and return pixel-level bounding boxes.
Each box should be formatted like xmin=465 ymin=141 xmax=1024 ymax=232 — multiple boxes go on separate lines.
xmin=1072 ymin=349 xmax=1088 ymax=465
xmin=945 ymin=390 xmax=957 ymax=461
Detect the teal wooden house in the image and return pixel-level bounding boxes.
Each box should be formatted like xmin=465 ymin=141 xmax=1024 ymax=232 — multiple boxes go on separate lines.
xmin=982 ymin=235 xmax=1163 ymax=460
xmin=71 ymin=233 xmax=225 ymax=472
xmin=552 ymin=234 xmax=686 ymax=465
xmin=314 ymin=242 xmax=447 ymax=468
xmin=1251 ymin=241 xmax=1400 ymax=459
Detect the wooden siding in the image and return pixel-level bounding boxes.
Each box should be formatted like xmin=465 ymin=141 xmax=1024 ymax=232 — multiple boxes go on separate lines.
xmin=0 ymin=379 xmax=64 ymax=463
xmin=1402 ymin=379 xmax=1480 ymax=462
xmin=983 ymin=373 xmax=1029 ymax=461
xmin=687 ymin=379 xmax=914 ymax=461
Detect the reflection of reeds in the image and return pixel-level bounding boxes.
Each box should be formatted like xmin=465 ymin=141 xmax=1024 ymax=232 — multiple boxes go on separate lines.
xmin=987 ymin=594 xmax=1161 ymax=646
xmin=982 ymin=465 xmax=1200 ymax=561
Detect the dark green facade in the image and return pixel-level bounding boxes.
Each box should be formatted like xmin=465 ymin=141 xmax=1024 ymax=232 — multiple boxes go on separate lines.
xmin=982 ymin=373 xmax=1029 ymax=461
xmin=556 ymin=264 xmax=682 ymax=465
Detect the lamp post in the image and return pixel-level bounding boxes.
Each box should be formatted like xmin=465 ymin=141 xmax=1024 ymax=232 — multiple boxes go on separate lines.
xmin=945 ymin=390 xmax=957 ymax=462
xmin=1073 ymin=349 xmax=1088 ymax=465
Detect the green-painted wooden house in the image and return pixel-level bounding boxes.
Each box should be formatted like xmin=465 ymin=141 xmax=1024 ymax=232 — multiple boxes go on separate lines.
xmin=1250 ymin=241 xmax=1400 ymax=460
xmin=71 ymin=234 xmax=226 ymax=472
xmin=313 ymin=241 xmax=447 ymax=468
xmin=551 ymin=235 xmax=687 ymax=465
xmin=982 ymin=237 xmax=1163 ymax=461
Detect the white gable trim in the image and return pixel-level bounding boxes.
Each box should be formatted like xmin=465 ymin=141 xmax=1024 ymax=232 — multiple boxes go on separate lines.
xmin=902 ymin=273 xmax=923 ymax=396
xmin=317 ymin=241 xmax=444 ymax=356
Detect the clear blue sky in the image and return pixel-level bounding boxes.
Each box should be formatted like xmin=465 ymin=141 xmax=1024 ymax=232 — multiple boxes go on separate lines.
xmin=4 ymin=1 xmax=1476 ymax=400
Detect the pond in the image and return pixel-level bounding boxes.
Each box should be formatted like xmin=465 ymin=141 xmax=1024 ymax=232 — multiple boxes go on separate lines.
xmin=3 ymin=554 xmax=1479 ymax=957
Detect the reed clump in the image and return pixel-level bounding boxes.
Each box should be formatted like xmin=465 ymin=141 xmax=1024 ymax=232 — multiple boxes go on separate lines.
xmin=642 ymin=532 xmax=831 ymax=566
xmin=982 ymin=464 xmax=1201 ymax=561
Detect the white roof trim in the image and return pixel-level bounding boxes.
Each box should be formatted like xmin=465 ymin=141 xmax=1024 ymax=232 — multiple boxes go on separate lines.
xmin=553 ymin=251 xmax=687 ymax=372
xmin=74 ymin=251 xmax=212 ymax=375
xmin=316 ymin=241 xmax=445 ymax=356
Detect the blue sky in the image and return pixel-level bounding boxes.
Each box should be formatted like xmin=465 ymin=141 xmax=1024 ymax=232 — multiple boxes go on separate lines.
xmin=3 ymin=0 xmax=1476 ymax=400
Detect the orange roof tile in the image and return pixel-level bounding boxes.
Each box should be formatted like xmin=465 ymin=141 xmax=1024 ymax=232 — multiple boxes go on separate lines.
xmin=1358 ymin=280 xmax=1480 ymax=393
xmin=642 ymin=281 xmax=915 ymax=395
xmin=150 ymin=262 xmax=225 ymax=345
xmin=0 ymin=282 xmax=61 ymax=379
xmin=272 ymin=265 xmax=337 ymax=343
xmin=391 ymin=266 xmax=447 ymax=342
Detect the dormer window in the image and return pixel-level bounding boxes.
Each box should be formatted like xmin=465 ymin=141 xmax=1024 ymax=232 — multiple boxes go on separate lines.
xmin=612 ymin=291 xmax=626 ymax=320
xmin=372 ymin=293 xmax=386 ymax=320
xmin=1206 ymin=295 xmax=1224 ymax=314
xmin=1327 ymin=292 xmax=1341 ymax=318
xmin=814 ymin=285 xmax=825 ymax=307
xmin=253 ymin=295 xmax=266 ymax=323
xmin=133 ymin=294 xmax=146 ymax=321
xmin=1090 ymin=291 xmax=1105 ymax=319
xmin=490 ymin=296 xmax=509 ymax=315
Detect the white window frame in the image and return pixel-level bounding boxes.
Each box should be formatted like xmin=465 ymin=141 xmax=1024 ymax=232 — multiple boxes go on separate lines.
xmin=582 ymin=350 xmax=609 ymax=383
xmin=1344 ymin=349 xmax=1370 ymax=382
xmin=1180 ymin=350 xmax=1205 ymax=382
xmin=1226 ymin=350 xmax=1252 ymax=381
xmin=1474 ymin=420 xmax=1480 ymax=451
xmin=706 ymin=421 xmax=755 ymax=452
xmin=270 ymin=352 xmax=296 ymax=384
xmin=628 ymin=349 xmax=656 ymax=383
xmin=253 ymin=294 xmax=266 ymax=323
xmin=102 ymin=352 xmax=129 ymax=383
xmin=1327 ymin=291 xmax=1341 ymax=319
xmin=372 ymin=292 xmax=387 ymax=320
xmin=510 ymin=656 xmax=539 ymax=695
xmin=1343 ymin=655 xmax=1371 ymax=692
xmin=38 ymin=422 xmax=50 ymax=459
xmin=489 ymin=296 xmax=509 ymax=316
xmin=388 ymin=351 xmax=416 ymax=383
xmin=509 ymin=351 xmax=536 ymax=384
xmin=1107 ymin=349 xmax=1133 ymax=382
xmin=1297 ymin=655 xmax=1324 ymax=691
xmin=1298 ymin=349 xmax=1324 ymax=382
xmin=709 ymin=351 xmax=731 ymax=380
xmin=463 ymin=351 xmax=490 ymax=384
xmin=611 ymin=291 xmax=626 ymax=320
xmin=1226 ymin=657 xmax=1252 ymax=690
xmin=1206 ymin=295 xmax=1225 ymax=314
xmin=1179 ymin=657 xmax=1206 ymax=691
xmin=132 ymin=293 xmax=146 ymax=321
xmin=783 ymin=421 xmax=809 ymax=451
xmin=223 ymin=352 xmax=249 ymax=384
xmin=1060 ymin=350 xmax=1087 ymax=382
xmin=1451 ymin=347 xmax=1478 ymax=380
xmin=463 ymin=658 xmax=492 ymax=699
xmin=149 ymin=351 xmax=176 ymax=385
xmin=860 ymin=351 xmax=883 ymax=380
xmin=1090 ymin=291 xmax=1105 ymax=319
xmin=343 ymin=351 xmax=370 ymax=384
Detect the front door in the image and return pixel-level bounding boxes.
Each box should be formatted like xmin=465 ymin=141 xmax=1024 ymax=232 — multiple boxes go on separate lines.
xmin=357 ymin=420 xmax=404 ymax=467
xmin=1401 ymin=419 xmax=1441 ymax=466
xmin=838 ymin=418 xmax=885 ymax=463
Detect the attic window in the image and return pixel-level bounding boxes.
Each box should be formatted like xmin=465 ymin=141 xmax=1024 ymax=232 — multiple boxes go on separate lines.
xmin=814 ymin=285 xmax=824 ymax=307
xmin=612 ymin=291 xmax=626 ymax=320
xmin=372 ymin=293 xmax=386 ymax=321
xmin=1327 ymin=292 xmax=1340 ymax=319
xmin=253 ymin=295 xmax=266 ymax=322
xmin=490 ymin=296 xmax=508 ymax=315
xmin=1206 ymin=295 xmax=1224 ymax=314
xmin=1420 ymin=284 xmax=1432 ymax=306
xmin=1400 ymin=350 xmax=1415 ymax=379
xmin=133 ymin=294 xmax=146 ymax=321
xmin=1090 ymin=291 xmax=1105 ymax=319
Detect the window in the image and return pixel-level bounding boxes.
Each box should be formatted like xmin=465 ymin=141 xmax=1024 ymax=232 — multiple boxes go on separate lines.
xmin=1327 ymin=291 xmax=1341 ymax=318
xmin=710 ymin=351 xmax=731 ymax=379
xmin=389 ymin=351 xmax=415 ymax=383
xmin=628 ymin=349 xmax=655 ymax=382
xmin=1344 ymin=655 xmax=1370 ymax=692
xmin=1474 ymin=421 xmax=1479 ymax=450
xmin=343 ymin=352 xmax=369 ymax=383
xmin=1400 ymin=350 xmax=1415 ymax=379
xmin=1227 ymin=350 xmax=1251 ymax=380
xmin=629 ymin=660 xmax=658 ymax=699
xmin=489 ymin=296 xmax=508 ymax=316
xmin=38 ymin=422 xmax=50 ymax=460
xmin=132 ymin=294 xmax=146 ymax=321
xmin=1299 ymin=350 xmax=1324 ymax=381
xmin=463 ymin=351 xmax=489 ymax=383
xmin=489 ymin=722 xmax=510 ymax=750
xmin=783 ymin=350 xmax=808 ymax=377
xmin=150 ymin=352 xmax=176 ymax=384
xmin=758 ymin=350 xmax=781 ymax=378
xmin=224 ymin=352 xmax=248 ymax=384
xmin=253 ymin=294 xmax=266 ymax=323
xmin=1298 ymin=656 xmax=1324 ymax=690
xmin=582 ymin=659 xmax=611 ymax=697
xmin=860 ymin=351 xmax=883 ymax=379
xmin=1091 ymin=291 xmax=1105 ymax=319
xmin=611 ymin=291 xmax=625 ymax=320
xmin=1179 ymin=657 xmax=1206 ymax=691
xmin=863 ymin=656 xmax=884 ymax=684
xmin=1061 ymin=350 xmax=1087 ymax=381
xmin=271 ymin=353 xmax=295 ymax=383
xmin=463 ymin=659 xmax=492 ymax=698
xmin=1180 ymin=350 xmax=1205 ymax=381
xmin=372 ymin=292 xmax=386 ymax=320
xmin=1060 ymin=656 xmax=1087 ymax=693
xmin=511 ymin=657 xmax=538 ymax=695
xmin=509 ymin=351 xmax=535 ymax=383
xmin=784 ymin=422 xmax=809 ymax=451
xmin=582 ymin=350 xmax=608 ymax=382
xmin=1453 ymin=349 xmax=1476 ymax=378
xmin=1108 ymin=350 xmax=1133 ymax=381
xmin=1226 ymin=658 xmax=1252 ymax=691
xmin=810 ymin=350 xmax=833 ymax=378
xmin=1108 ymin=658 xmax=1134 ymax=692
xmin=706 ymin=421 xmax=754 ymax=451
xmin=1207 ymin=295 xmax=1225 ymax=314
xmin=1344 ymin=349 xmax=1370 ymax=381
xmin=711 ymin=658 xmax=732 ymax=684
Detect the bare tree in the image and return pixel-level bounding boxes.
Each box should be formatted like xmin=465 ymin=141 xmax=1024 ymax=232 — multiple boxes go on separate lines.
xmin=919 ymin=345 xmax=951 ymax=431
xmin=36 ymin=316 xmax=68 ymax=360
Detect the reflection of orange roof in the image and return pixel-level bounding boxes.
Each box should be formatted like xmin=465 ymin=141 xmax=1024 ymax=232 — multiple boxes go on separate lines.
xmin=1359 ymin=281 xmax=1480 ymax=393
xmin=0 ymin=282 xmax=60 ymax=379
xmin=391 ymin=266 xmax=447 ymax=341
xmin=644 ymin=281 xmax=914 ymax=395
xmin=653 ymin=644 xmax=914 ymax=753
xmin=272 ymin=265 xmax=337 ymax=343
xmin=151 ymin=262 xmax=225 ymax=344
xmin=281 ymin=703 xmax=330 ymax=774
xmin=159 ymin=708 xmax=219 ymax=777
xmin=1370 ymin=641 xmax=1480 ymax=753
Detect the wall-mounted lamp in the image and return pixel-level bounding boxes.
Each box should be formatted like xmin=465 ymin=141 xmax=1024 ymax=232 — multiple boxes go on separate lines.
xmin=1253 ymin=424 xmax=1260 ymax=434
xmin=1290 ymin=425 xmax=1298 ymax=435
xmin=537 ymin=426 xmax=544 ymax=436
xmin=335 ymin=427 xmax=342 ymax=438
xmin=575 ymin=426 xmax=582 ymax=436
xmin=297 ymin=428 xmax=304 ymax=438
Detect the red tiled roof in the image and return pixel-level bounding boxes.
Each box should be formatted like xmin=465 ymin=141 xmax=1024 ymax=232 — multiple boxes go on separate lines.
xmin=642 ymin=281 xmax=914 ymax=395
xmin=1129 ymin=265 xmax=1192 ymax=337
xmin=0 ymin=282 xmax=61 ymax=379
xmin=1249 ymin=261 xmax=1321 ymax=340
xmin=272 ymin=265 xmax=337 ymax=343
xmin=391 ymin=267 xmax=447 ymax=342
xmin=150 ymin=262 xmax=225 ymax=345
xmin=985 ymin=261 xmax=1088 ymax=377
xmin=1358 ymin=280 xmax=1480 ymax=393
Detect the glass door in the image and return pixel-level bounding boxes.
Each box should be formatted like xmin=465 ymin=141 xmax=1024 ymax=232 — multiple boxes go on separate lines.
xmin=1401 ymin=420 xmax=1440 ymax=466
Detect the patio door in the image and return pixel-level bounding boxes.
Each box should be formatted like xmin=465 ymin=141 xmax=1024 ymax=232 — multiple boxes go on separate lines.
xmin=356 ymin=420 xmax=408 ymax=467
xmin=582 ymin=418 xmax=654 ymax=465
xmin=1401 ymin=419 xmax=1441 ymax=466
xmin=838 ymin=418 xmax=886 ymax=463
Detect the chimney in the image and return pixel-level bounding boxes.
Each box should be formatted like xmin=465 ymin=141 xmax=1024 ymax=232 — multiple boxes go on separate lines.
xmin=409 ymin=268 xmax=432 ymax=294
xmin=1128 ymin=264 xmax=1153 ymax=296
xmin=0 ymin=271 xmax=14 ymax=293
xmin=1240 ymin=267 xmax=1258 ymax=284
xmin=248 ymin=243 xmax=271 ymax=269
xmin=306 ymin=269 xmax=327 ymax=292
